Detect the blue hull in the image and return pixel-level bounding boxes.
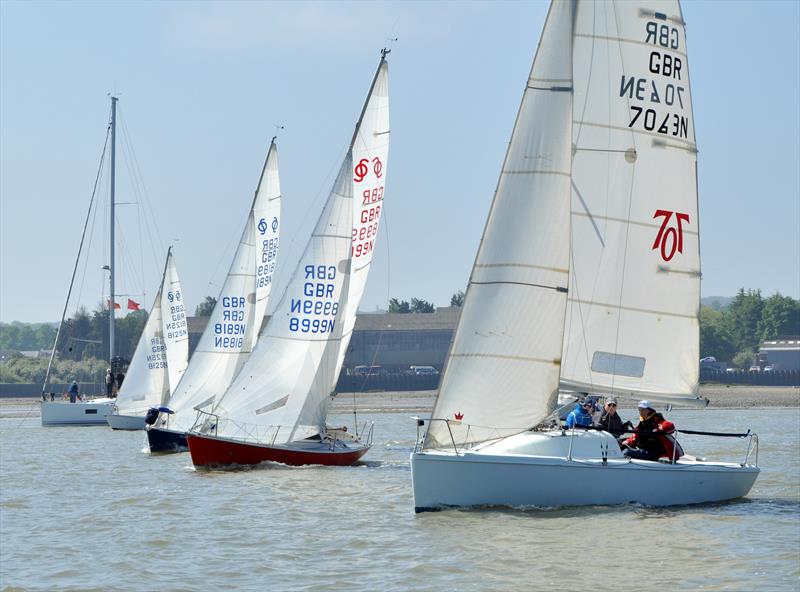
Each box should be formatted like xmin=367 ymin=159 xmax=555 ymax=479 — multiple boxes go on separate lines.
xmin=147 ymin=426 xmax=188 ymax=453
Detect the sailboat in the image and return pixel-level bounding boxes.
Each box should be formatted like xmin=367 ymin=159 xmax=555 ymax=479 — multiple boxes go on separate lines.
xmin=106 ymin=248 xmax=189 ymax=430
xmin=411 ymin=0 xmax=760 ymax=510
xmin=41 ymin=96 xmax=125 ymax=427
xmin=185 ymin=51 xmax=390 ymax=468
xmin=146 ymin=138 xmax=282 ymax=452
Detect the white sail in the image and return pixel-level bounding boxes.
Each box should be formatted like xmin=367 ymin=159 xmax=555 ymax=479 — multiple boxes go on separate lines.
xmin=252 ymin=141 xmax=282 ymax=347
xmin=161 ymin=249 xmax=189 ymax=392
xmin=114 ymin=269 xmax=168 ymax=416
xmin=211 ymin=153 xmax=354 ymax=443
xmin=560 ymin=0 xmax=700 ymax=403
xmin=333 ymin=58 xmax=390 ymax=373
xmin=166 ymin=143 xmax=282 ymax=432
xmin=425 ymin=1 xmax=575 ymax=448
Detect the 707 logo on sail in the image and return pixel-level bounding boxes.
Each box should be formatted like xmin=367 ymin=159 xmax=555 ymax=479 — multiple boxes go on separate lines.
xmin=652 ymin=209 xmax=690 ymax=262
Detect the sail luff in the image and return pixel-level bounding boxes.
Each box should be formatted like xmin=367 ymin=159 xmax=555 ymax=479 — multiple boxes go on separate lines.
xmin=425 ymin=0 xmax=576 ymax=448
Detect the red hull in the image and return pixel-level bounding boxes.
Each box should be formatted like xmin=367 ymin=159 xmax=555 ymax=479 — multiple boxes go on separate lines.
xmin=187 ymin=432 xmax=370 ymax=468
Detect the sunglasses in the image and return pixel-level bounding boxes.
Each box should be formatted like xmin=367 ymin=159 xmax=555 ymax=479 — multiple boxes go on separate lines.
xmin=607 ymin=403 xmax=617 ymax=407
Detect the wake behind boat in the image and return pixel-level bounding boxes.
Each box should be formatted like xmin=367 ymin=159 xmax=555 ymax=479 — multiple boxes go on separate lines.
xmin=411 ymin=0 xmax=760 ymax=511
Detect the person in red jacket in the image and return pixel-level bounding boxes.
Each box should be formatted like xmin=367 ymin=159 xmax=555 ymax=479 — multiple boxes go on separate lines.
xmin=621 ymin=400 xmax=683 ymax=462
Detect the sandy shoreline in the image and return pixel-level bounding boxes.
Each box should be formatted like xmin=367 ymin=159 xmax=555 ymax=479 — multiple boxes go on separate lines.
xmin=1 ymin=385 xmax=797 ymax=419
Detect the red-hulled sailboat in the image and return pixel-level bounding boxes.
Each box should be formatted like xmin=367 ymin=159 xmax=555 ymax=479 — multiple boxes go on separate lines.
xmin=186 ymin=50 xmax=390 ymax=468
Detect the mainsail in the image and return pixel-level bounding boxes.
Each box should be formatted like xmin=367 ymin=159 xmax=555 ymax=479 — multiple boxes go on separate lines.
xmin=161 ymin=249 xmax=189 ymax=391
xmin=333 ymin=56 xmax=391 ymax=372
xmin=560 ymin=0 xmax=700 ymax=402
xmin=165 ymin=141 xmax=282 ymax=431
xmin=425 ymin=1 xmax=575 ymax=448
xmin=426 ymin=0 xmax=701 ymax=449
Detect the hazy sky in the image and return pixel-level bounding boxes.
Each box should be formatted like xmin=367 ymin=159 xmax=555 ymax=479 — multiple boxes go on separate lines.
xmin=1 ymin=0 xmax=798 ymax=324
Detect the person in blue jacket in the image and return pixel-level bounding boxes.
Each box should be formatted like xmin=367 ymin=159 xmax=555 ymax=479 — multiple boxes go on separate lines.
xmin=565 ymin=398 xmax=595 ymax=428
xmin=68 ymin=380 xmax=79 ymax=403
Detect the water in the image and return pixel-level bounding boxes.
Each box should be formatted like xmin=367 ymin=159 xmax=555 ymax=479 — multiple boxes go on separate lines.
xmin=1 ymin=407 xmax=798 ymax=591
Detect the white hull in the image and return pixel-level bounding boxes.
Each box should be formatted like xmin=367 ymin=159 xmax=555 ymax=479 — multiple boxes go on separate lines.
xmin=411 ymin=431 xmax=759 ymax=511
xmin=106 ymin=412 xmax=146 ymax=430
xmin=41 ymin=399 xmax=114 ymax=426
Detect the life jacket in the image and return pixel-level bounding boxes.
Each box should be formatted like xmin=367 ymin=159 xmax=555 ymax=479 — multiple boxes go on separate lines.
xmin=625 ymin=413 xmax=683 ymax=461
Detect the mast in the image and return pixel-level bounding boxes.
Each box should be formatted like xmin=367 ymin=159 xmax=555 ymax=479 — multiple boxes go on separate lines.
xmin=109 ymin=95 xmax=117 ymax=364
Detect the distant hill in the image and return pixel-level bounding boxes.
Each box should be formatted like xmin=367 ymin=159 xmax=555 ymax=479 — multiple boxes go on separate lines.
xmin=701 ymin=296 xmax=734 ymax=310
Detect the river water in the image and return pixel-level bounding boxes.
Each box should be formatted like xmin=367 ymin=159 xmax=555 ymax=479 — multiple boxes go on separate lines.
xmin=1 ymin=405 xmax=798 ymax=591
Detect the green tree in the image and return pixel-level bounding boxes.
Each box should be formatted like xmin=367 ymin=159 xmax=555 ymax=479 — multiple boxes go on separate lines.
xmin=758 ymin=293 xmax=800 ymax=341
xmin=411 ymin=298 xmax=435 ymax=313
xmin=450 ymin=290 xmax=465 ymax=307
xmin=725 ymin=288 xmax=764 ymax=354
xmin=699 ymin=306 xmax=736 ymax=362
xmin=388 ymin=298 xmax=410 ymax=314
xmin=195 ymin=296 xmax=217 ymax=317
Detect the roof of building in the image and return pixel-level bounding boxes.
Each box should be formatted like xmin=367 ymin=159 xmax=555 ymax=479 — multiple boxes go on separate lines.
xmin=760 ymin=338 xmax=800 ymax=351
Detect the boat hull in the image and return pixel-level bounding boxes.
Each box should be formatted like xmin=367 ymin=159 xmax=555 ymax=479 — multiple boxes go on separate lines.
xmin=187 ymin=432 xmax=370 ymax=468
xmin=146 ymin=426 xmax=188 ymax=453
xmin=41 ymin=399 xmax=114 ymax=426
xmin=411 ymin=431 xmax=760 ymax=511
xmin=106 ymin=413 xmax=146 ymax=430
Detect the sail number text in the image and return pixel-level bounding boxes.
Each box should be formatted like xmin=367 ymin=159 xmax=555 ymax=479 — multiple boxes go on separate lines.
xmin=214 ymin=296 xmax=247 ymax=349
xmin=289 ymin=265 xmax=339 ymax=334
xmin=619 ymin=20 xmax=690 ymax=140
xmin=257 ymin=237 xmax=279 ymax=288
xmin=353 ymin=188 xmax=384 ymax=259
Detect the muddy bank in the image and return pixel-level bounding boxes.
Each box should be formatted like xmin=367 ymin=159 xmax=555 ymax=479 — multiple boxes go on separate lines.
xmin=1 ymin=385 xmax=797 ymax=419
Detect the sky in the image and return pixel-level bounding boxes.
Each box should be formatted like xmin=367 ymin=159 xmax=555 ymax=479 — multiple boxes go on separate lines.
xmin=1 ymin=0 xmax=798 ymax=324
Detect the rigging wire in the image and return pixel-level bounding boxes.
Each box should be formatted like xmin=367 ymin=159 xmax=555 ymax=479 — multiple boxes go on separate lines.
xmin=39 ymin=124 xmax=111 ymax=408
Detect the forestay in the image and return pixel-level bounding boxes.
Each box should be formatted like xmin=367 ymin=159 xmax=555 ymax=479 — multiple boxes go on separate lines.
xmin=114 ymin=253 xmax=170 ymax=416
xmin=560 ymin=0 xmax=700 ymax=404
xmin=166 ymin=142 xmax=282 ymax=432
xmin=425 ymin=1 xmax=575 ymax=448
xmin=210 ymin=154 xmax=354 ymax=443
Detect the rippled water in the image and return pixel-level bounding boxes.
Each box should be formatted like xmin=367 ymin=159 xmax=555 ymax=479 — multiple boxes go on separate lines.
xmin=1 ymin=406 xmax=798 ymax=591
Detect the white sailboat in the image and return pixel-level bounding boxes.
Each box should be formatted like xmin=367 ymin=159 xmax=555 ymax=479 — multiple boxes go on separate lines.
xmin=41 ymin=96 xmax=123 ymax=427
xmin=186 ymin=51 xmax=390 ymax=468
xmin=106 ymin=248 xmax=189 ymax=430
xmin=411 ymin=0 xmax=759 ymax=510
xmin=146 ymin=138 xmax=282 ymax=452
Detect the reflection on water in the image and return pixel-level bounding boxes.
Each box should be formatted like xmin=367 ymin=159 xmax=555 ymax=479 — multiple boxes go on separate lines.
xmin=0 ymin=407 xmax=798 ymax=591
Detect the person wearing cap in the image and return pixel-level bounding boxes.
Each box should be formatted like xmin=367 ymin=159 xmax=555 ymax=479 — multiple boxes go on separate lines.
xmin=621 ymin=400 xmax=682 ymax=462
xmin=598 ymin=399 xmax=632 ymax=438
xmin=565 ymin=397 xmax=595 ymax=429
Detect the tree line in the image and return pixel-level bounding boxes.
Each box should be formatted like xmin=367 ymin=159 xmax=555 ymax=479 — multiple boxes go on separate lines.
xmin=700 ymin=289 xmax=799 ymax=367
xmin=1 ymin=288 xmax=796 ymax=383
